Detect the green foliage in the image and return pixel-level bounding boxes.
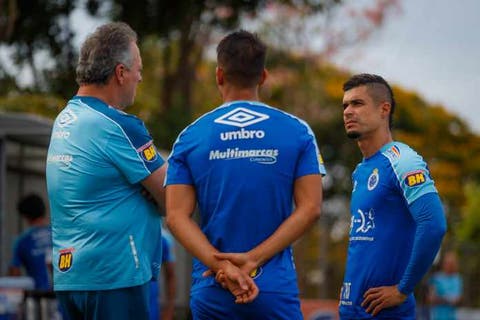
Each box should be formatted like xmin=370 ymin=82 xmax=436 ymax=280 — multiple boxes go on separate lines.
xmin=455 ymin=182 xmax=480 ymax=306
xmin=0 ymin=0 xmax=78 ymax=95
xmin=0 ymin=92 xmax=65 ymax=118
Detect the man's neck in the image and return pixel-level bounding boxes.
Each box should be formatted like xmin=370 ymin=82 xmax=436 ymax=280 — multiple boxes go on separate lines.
xmin=357 ymin=130 xmax=393 ymax=158
xmin=77 ymin=84 xmax=121 ymax=109
xmin=221 ymin=85 xmax=259 ymax=103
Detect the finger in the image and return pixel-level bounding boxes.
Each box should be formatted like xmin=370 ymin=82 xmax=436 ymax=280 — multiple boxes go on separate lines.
xmin=247 ymin=284 xmax=259 ymax=302
xmin=365 ymin=297 xmax=382 ymax=314
xmin=361 ymin=292 xmax=381 ymax=307
xmin=363 ymin=287 xmax=380 ymax=297
xmin=371 ymin=301 xmax=386 ymax=316
xmin=202 ymin=269 xmax=214 ymax=277
xmin=213 ymin=252 xmax=233 ymax=260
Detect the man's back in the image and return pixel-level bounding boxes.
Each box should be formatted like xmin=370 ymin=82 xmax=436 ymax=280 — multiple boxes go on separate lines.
xmin=46 ymin=96 xmax=162 ymax=291
xmin=167 ymin=100 xmax=325 ymax=294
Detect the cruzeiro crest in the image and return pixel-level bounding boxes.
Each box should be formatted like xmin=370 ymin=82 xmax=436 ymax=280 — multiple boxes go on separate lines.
xmin=367 ymin=168 xmax=379 ymax=191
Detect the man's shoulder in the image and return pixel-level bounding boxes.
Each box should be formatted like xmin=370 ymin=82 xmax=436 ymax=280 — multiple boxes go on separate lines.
xmin=380 ymin=141 xmax=425 ymax=166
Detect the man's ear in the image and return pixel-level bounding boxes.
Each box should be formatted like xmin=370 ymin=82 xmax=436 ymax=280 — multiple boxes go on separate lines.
xmin=115 ymin=63 xmax=126 ymax=84
xmin=216 ymin=67 xmax=224 ymax=86
xmin=259 ymin=68 xmax=268 ymax=86
xmin=380 ymin=101 xmax=391 ymax=118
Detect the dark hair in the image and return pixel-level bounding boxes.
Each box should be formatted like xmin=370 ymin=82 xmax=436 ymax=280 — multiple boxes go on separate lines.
xmin=343 ymin=73 xmax=396 ymax=129
xmin=216 ymin=30 xmax=266 ymax=88
xmin=76 ymin=22 xmax=137 ymax=85
xmin=17 ymin=194 xmax=46 ymax=220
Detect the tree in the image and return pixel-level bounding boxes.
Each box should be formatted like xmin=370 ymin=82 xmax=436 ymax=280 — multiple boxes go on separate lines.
xmin=89 ymin=0 xmax=404 ymax=146
xmin=0 ymin=0 xmax=78 ymax=96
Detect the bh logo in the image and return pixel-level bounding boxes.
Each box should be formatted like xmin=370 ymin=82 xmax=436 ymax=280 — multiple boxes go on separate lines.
xmin=58 ymin=248 xmax=74 ymax=272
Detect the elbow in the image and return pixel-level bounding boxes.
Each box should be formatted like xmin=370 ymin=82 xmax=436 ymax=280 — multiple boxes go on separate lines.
xmin=427 ymin=217 xmax=447 ymax=243
xmin=308 ymin=203 xmax=322 ymax=222
xmin=165 ymin=212 xmax=176 ymax=232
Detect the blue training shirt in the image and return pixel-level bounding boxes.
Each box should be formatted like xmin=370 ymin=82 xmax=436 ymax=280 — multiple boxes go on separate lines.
xmin=10 ymin=225 xmax=52 ymax=290
xmin=165 ymin=100 xmax=326 ymax=295
xmin=339 ymin=141 xmax=445 ymax=319
xmin=46 ymin=96 xmax=164 ymax=291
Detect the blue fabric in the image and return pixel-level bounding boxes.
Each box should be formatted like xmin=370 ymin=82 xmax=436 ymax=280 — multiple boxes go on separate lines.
xmin=429 ymin=272 xmax=462 ymax=320
xmin=398 ymin=193 xmax=447 ymax=294
xmin=56 ymin=283 xmax=150 ymax=320
xmin=190 ymin=286 xmax=303 ymax=320
xmin=46 ymin=96 xmax=164 ymax=291
xmin=10 ymin=225 xmax=52 ymax=290
xmin=339 ymin=142 xmax=446 ymax=319
xmin=149 ymin=230 xmax=176 ymax=320
xmin=165 ymin=100 xmax=325 ymax=317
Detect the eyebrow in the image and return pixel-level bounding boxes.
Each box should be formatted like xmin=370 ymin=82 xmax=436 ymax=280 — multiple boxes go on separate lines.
xmin=342 ymin=98 xmax=364 ymax=107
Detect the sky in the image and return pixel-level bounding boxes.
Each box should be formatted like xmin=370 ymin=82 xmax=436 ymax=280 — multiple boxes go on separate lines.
xmin=332 ymin=0 xmax=480 ymax=133
xmin=5 ymin=0 xmax=479 ymax=134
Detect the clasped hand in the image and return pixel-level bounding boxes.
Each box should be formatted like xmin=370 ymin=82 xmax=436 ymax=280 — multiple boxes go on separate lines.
xmin=203 ymin=252 xmax=259 ymax=304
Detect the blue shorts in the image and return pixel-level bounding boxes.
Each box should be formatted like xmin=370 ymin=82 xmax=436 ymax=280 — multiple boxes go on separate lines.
xmin=149 ymin=280 xmax=159 ymax=320
xmin=190 ymin=286 xmax=303 ymax=320
xmin=56 ymin=283 xmax=150 ymax=320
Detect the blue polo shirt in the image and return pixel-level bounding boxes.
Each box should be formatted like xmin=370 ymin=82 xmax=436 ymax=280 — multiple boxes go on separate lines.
xmin=46 ymin=96 xmax=164 ymax=291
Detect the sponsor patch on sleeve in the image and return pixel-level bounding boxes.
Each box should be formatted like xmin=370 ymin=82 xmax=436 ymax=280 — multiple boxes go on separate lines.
xmin=404 ymin=170 xmax=427 ymax=187
xmin=137 ymin=140 xmax=158 ymax=162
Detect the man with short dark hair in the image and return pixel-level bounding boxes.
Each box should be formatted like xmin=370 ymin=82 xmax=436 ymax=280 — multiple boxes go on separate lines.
xmin=46 ymin=22 xmax=166 ymax=319
xmin=165 ymin=30 xmax=325 ymax=319
xmin=339 ymin=73 xmax=446 ymax=319
xmin=9 ymin=194 xmax=52 ymax=290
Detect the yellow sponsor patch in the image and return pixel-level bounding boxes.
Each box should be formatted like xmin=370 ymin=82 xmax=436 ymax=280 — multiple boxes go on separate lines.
xmin=142 ymin=145 xmax=157 ymax=161
xmin=249 ymin=267 xmax=263 ymax=279
xmin=58 ymin=249 xmax=74 ymax=272
xmin=405 ymin=171 xmax=426 ymax=187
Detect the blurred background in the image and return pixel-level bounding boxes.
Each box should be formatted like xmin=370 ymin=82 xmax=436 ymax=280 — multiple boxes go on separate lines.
xmin=1 ymin=0 xmax=479 ymax=319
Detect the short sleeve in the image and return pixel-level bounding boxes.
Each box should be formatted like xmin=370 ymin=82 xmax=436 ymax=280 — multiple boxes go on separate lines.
xmin=295 ymin=122 xmax=326 ymax=179
xmin=383 ymin=143 xmax=437 ymax=205
xmin=104 ymin=117 xmax=164 ymax=184
xmin=165 ymin=131 xmax=194 ymax=185
xmin=10 ymin=238 xmax=22 ymax=268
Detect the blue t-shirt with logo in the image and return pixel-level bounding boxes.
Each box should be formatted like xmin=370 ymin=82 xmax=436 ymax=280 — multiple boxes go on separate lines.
xmin=339 ymin=141 xmax=442 ymax=319
xmin=10 ymin=225 xmax=52 ymax=290
xmin=46 ymin=96 xmax=164 ymax=291
xmin=165 ymin=100 xmax=326 ymax=295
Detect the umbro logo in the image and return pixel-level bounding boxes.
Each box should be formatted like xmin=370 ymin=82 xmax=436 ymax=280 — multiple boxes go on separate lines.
xmin=58 ymin=110 xmax=77 ymax=128
xmin=214 ymin=107 xmax=269 ymax=128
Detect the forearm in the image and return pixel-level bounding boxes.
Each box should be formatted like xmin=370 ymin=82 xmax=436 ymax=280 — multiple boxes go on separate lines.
xmin=249 ymin=205 xmax=320 ymax=266
xmin=398 ymin=193 xmax=446 ymax=294
xmin=249 ymin=174 xmax=322 ymax=266
xmin=166 ymin=213 xmax=223 ymax=273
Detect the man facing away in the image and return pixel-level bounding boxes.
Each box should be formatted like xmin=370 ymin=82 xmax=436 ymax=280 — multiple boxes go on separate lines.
xmin=339 ymin=73 xmax=446 ymax=319
xmin=164 ymin=30 xmax=325 ymax=320
xmin=9 ymin=194 xmax=52 ymax=290
xmin=46 ymin=22 xmax=166 ymax=320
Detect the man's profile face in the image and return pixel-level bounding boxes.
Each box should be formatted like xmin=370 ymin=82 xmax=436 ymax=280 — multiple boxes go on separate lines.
xmin=342 ymin=85 xmax=385 ymax=140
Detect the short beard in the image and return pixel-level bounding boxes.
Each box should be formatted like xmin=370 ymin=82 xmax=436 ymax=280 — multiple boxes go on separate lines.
xmin=346 ymin=131 xmax=361 ymax=140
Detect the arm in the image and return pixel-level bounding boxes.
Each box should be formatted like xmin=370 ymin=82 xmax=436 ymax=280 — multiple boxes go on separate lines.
xmin=213 ymin=174 xmax=322 ymax=274
xmin=165 ymin=184 xmax=258 ymax=303
xmin=8 ymin=266 xmax=21 ymax=277
xmin=141 ymin=164 xmax=167 ymax=211
xmin=362 ymin=192 xmax=447 ymax=315
xmin=161 ymin=261 xmax=176 ymax=320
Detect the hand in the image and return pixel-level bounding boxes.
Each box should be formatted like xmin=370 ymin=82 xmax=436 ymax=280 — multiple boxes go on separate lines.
xmin=203 ymin=252 xmax=258 ymax=278
xmin=217 ymin=260 xmax=259 ymax=304
xmin=361 ymin=285 xmax=407 ymax=316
